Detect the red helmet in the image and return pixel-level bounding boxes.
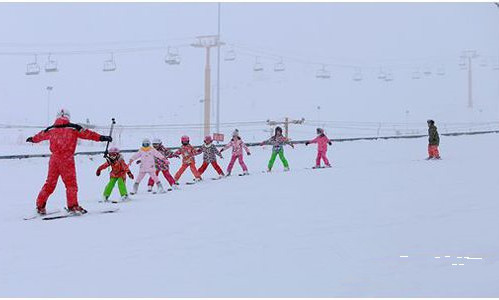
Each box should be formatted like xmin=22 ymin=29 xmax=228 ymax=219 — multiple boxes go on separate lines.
xmin=181 ymin=135 xmax=190 ymax=143
xmin=204 ymin=135 xmax=213 ymax=143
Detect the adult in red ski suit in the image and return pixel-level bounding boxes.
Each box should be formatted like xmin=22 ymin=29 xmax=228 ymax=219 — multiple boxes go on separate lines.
xmin=26 ymin=110 xmax=112 ymax=213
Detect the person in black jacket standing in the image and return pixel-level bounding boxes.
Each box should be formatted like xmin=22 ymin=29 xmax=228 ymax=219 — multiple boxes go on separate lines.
xmin=427 ymin=120 xmax=441 ymax=160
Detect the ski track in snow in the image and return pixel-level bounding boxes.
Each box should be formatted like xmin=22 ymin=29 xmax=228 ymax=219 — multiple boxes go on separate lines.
xmin=0 ymin=134 xmax=498 ymax=297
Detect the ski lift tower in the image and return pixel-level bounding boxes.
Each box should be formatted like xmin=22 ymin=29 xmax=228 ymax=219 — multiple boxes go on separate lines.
xmin=191 ymin=35 xmax=225 ymax=137
xmin=461 ymin=50 xmax=479 ymax=109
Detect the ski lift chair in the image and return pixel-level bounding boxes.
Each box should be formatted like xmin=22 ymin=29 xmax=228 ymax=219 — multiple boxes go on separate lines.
xmin=253 ymin=57 xmax=264 ymax=72
xmin=352 ymin=69 xmax=363 ymax=81
xmin=411 ymin=71 xmax=421 ymax=79
xmin=436 ymin=66 xmax=445 ymax=76
xmin=165 ymin=54 xmax=181 ymax=65
xmin=224 ymin=49 xmax=236 ymax=61
xmin=165 ymin=47 xmax=181 ymax=65
xmin=273 ymin=59 xmax=285 ymax=72
xmin=459 ymin=59 xmax=467 ymax=70
xmin=315 ymin=65 xmax=331 ymax=79
xmin=479 ymin=58 xmax=488 ymax=67
xmin=377 ymin=70 xmax=386 ymax=80
xmin=26 ymin=55 xmax=40 ymax=75
xmin=45 ymin=54 xmax=58 ymax=72
xmin=103 ymin=53 xmax=117 ymax=72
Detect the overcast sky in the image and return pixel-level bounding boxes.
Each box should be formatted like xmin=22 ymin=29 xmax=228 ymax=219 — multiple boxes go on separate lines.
xmin=0 ymin=2 xmax=497 ymax=129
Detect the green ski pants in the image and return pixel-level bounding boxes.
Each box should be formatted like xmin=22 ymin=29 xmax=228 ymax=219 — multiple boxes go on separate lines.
xmin=104 ymin=177 xmax=128 ymax=197
xmin=268 ymin=149 xmax=289 ymax=169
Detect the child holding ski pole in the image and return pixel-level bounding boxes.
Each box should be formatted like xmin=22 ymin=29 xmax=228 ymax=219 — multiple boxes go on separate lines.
xmin=147 ymin=138 xmax=179 ymax=191
xmin=305 ymin=128 xmax=332 ymax=168
xmin=174 ymin=135 xmax=203 ymax=182
xmin=221 ymin=129 xmax=250 ymax=176
xmin=261 ymin=126 xmax=294 ymax=172
xmin=96 ymin=147 xmax=134 ymax=202
xmin=198 ymin=135 xmax=225 ymax=178
xmin=129 ymin=138 xmax=168 ymax=194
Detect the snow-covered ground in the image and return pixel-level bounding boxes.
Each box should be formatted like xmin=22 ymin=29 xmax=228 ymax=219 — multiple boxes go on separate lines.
xmin=1 ymin=133 xmax=498 ymax=297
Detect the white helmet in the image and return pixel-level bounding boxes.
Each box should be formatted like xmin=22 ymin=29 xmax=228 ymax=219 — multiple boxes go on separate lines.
xmin=56 ymin=108 xmax=70 ymax=120
xmin=142 ymin=138 xmax=151 ymax=147
xmin=152 ymin=138 xmax=162 ymax=145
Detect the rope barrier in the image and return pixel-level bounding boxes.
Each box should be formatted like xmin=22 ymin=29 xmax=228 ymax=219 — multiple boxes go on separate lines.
xmin=1 ymin=129 xmax=497 ymax=160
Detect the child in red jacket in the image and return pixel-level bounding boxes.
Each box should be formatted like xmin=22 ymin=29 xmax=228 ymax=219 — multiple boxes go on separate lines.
xmin=305 ymin=128 xmax=332 ymax=168
xmin=174 ymin=135 xmax=202 ymax=182
xmin=96 ymin=147 xmax=134 ymax=202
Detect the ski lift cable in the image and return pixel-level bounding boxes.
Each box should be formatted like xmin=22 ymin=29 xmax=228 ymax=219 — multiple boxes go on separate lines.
xmin=0 ymin=36 xmax=197 ymax=49
xmin=228 ymin=42 xmax=467 ymax=70
xmin=0 ymin=43 xmax=193 ymax=57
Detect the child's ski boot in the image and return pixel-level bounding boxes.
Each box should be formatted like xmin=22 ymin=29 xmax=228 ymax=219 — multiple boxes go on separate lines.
xmin=147 ymin=185 xmax=153 ymax=193
xmin=67 ymin=205 xmax=88 ymax=215
xmin=130 ymin=182 xmax=139 ymax=195
xmin=156 ymin=182 xmax=166 ymax=194
xmin=37 ymin=206 xmax=46 ymax=215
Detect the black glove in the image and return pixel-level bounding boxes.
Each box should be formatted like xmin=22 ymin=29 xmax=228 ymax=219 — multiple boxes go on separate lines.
xmin=305 ymin=142 xmax=309 ymax=146
xmin=136 ymin=160 xmax=141 ymax=165
xmin=100 ymin=136 xmax=113 ymax=142
xmin=26 ymin=137 xmax=34 ymax=143
xmin=328 ymin=141 xmax=332 ymax=146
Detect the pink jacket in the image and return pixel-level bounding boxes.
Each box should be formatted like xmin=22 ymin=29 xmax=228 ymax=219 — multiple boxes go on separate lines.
xmin=309 ymin=134 xmax=331 ymax=152
xmin=129 ymin=147 xmax=166 ymax=173
xmin=222 ymin=137 xmax=250 ymax=156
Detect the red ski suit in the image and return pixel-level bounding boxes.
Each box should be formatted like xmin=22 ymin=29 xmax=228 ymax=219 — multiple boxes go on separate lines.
xmin=31 ymin=117 xmax=103 ymax=209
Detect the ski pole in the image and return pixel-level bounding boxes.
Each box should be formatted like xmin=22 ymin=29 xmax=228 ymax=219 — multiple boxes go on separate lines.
xmin=104 ymin=118 xmax=116 ymax=160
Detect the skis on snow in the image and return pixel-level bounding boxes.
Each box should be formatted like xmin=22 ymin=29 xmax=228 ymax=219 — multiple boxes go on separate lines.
xmin=39 ymin=208 xmax=120 ymax=221
xmin=23 ymin=209 xmax=61 ymax=220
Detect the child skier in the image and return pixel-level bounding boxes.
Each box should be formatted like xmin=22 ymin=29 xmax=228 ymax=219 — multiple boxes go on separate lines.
xmin=427 ymin=119 xmax=441 ymax=159
xmin=220 ymin=129 xmax=250 ymax=176
xmin=198 ymin=135 xmax=225 ymax=178
xmin=261 ymin=126 xmax=294 ymax=172
xmin=147 ymin=138 xmax=179 ymax=191
xmin=96 ymin=147 xmax=134 ymax=202
xmin=173 ymin=135 xmax=203 ymax=182
xmin=129 ymin=138 xmax=168 ymax=194
xmin=305 ymin=128 xmax=332 ymax=168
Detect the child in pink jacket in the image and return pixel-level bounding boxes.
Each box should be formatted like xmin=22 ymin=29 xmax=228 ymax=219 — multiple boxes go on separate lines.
xmin=129 ymin=138 xmax=168 ymax=194
xmin=220 ymin=129 xmax=250 ymax=176
xmin=305 ymin=128 xmax=332 ymax=168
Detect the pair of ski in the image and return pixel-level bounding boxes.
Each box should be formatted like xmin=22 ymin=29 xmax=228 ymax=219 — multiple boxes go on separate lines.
xmin=211 ymin=173 xmax=248 ymax=180
xmin=24 ymin=208 xmax=119 ymax=221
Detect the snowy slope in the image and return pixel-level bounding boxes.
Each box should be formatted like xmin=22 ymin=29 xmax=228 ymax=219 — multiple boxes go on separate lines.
xmin=0 ymin=134 xmax=498 ymax=297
